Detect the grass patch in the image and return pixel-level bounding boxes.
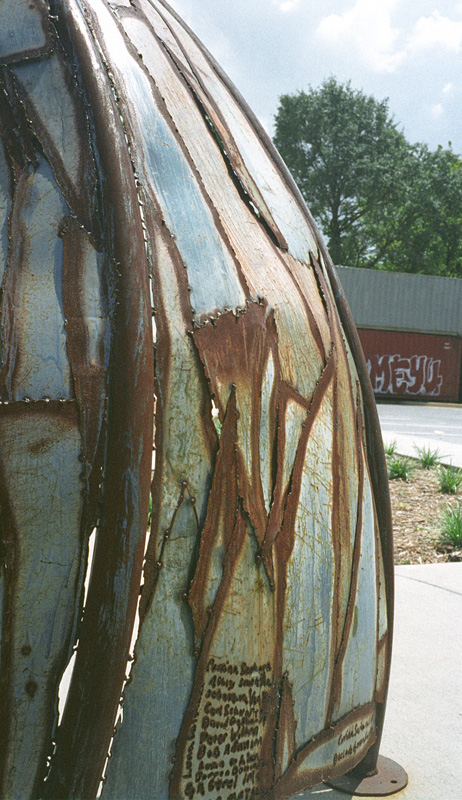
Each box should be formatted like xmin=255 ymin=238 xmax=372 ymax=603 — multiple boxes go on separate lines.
xmin=414 ymin=444 xmax=441 ymax=469
xmin=438 ymin=465 xmax=462 ymax=495
xmin=439 ymin=502 xmax=462 ymax=547
xmin=387 ymin=456 xmax=415 ymax=482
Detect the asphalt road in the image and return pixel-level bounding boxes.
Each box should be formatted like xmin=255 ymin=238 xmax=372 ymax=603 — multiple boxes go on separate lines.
xmin=376 ymin=402 xmax=462 ymax=466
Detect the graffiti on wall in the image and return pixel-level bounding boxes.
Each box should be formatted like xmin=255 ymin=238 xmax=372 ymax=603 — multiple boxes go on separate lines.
xmin=367 ymin=354 xmax=443 ymax=397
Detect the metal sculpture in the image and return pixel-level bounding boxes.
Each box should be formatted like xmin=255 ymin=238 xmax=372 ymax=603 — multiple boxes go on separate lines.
xmin=0 ymin=2 xmax=406 ymax=799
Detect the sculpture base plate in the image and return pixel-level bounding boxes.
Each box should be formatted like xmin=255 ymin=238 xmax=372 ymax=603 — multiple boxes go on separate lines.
xmin=326 ymin=755 xmax=408 ymax=797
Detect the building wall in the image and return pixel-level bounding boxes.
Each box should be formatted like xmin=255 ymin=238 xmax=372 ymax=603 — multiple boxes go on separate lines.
xmin=359 ymin=329 xmax=462 ymax=403
xmin=335 ymin=267 xmax=462 ymax=402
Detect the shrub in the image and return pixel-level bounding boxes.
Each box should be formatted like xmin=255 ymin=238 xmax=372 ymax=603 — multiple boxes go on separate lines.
xmin=387 ymin=456 xmax=415 ymax=482
xmin=439 ymin=502 xmax=462 ymax=547
xmin=438 ymin=465 xmax=462 ymax=495
xmin=414 ymin=444 xmax=441 ymax=469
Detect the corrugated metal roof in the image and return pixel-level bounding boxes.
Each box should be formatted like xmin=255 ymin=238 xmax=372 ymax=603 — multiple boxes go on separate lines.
xmin=336 ymin=266 xmax=462 ymax=337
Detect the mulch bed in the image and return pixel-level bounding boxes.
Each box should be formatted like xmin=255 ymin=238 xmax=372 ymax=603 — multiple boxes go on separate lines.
xmin=388 ymin=461 xmax=462 ymax=564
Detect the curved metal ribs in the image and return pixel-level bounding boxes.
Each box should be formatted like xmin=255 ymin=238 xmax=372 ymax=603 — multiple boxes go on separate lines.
xmin=0 ymin=2 xmax=393 ymax=799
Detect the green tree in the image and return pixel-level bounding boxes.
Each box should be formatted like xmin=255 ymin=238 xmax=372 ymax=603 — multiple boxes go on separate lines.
xmin=273 ymin=78 xmax=462 ymax=277
xmin=273 ymin=77 xmax=410 ymax=266
xmin=382 ymin=145 xmax=462 ymax=277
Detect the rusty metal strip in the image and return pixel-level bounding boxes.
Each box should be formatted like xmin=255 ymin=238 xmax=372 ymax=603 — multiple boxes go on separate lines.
xmin=266 ymin=703 xmax=377 ymax=800
xmin=263 ymin=350 xmax=336 ymax=558
xmin=101 ymin=218 xmax=217 ymax=797
xmin=273 ymin=673 xmax=297 ymax=782
xmin=193 ymin=304 xmax=278 ymax=551
xmin=43 ymin=2 xmax=154 ymax=797
xmin=60 ymin=216 xmax=109 ymax=522
xmin=0 ymin=71 xmax=38 ymax=183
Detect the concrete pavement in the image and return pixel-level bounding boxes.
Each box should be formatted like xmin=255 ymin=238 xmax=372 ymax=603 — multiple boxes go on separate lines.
xmin=381 ymin=431 xmax=462 ymax=469
xmin=377 ymin=402 xmax=462 ymax=468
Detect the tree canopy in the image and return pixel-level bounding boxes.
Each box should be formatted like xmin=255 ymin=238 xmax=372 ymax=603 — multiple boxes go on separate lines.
xmin=273 ymin=78 xmax=462 ymax=277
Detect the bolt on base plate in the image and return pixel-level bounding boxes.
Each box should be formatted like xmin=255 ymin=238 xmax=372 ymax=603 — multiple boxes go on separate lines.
xmin=326 ymin=755 xmax=408 ymax=797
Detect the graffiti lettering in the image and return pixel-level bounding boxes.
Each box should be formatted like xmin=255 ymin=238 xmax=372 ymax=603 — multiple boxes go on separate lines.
xmin=366 ymin=354 xmax=443 ymax=396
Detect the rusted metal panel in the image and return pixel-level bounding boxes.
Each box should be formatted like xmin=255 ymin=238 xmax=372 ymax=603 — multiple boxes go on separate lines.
xmin=0 ymin=159 xmax=72 ymax=400
xmin=79 ymin=0 xmax=247 ymax=322
xmin=0 ymin=0 xmax=51 ymax=66
xmin=40 ymin=2 xmax=154 ymax=796
xmin=0 ymin=0 xmax=153 ymax=797
xmin=359 ymin=328 xmax=462 ymax=402
xmin=102 ymin=224 xmax=217 ymax=799
xmin=0 ymin=1 xmax=396 ymax=799
xmin=11 ymin=50 xmax=101 ymax=233
xmin=146 ymin=0 xmax=319 ymax=263
xmin=0 ymin=402 xmax=84 ymax=799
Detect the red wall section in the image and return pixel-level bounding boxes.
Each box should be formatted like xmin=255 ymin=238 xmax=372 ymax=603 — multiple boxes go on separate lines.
xmin=358 ymin=329 xmax=462 ymax=402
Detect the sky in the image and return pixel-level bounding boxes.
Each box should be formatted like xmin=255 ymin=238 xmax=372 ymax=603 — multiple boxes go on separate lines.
xmin=167 ymin=0 xmax=462 ymax=155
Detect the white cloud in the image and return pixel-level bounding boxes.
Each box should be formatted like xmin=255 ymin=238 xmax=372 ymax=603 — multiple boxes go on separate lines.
xmin=316 ymin=0 xmax=406 ymax=72
xmin=443 ymin=81 xmax=454 ymax=94
xmin=430 ymin=103 xmax=444 ymax=118
xmin=273 ymin=0 xmax=300 ymax=12
xmin=408 ymin=12 xmax=462 ymax=53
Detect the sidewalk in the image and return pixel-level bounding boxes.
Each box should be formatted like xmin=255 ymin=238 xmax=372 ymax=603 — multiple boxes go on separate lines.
xmin=295 ymin=563 xmax=462 ymax=800
xmin=382 ymin=432 xmax=462 ymax=469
